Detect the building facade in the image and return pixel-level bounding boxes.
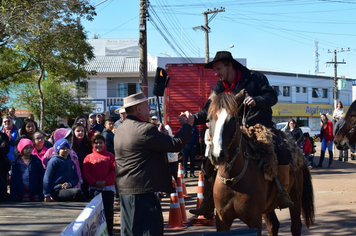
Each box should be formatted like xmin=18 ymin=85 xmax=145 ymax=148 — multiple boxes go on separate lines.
xmin=83 ymin=39 xmax=354 ymax=127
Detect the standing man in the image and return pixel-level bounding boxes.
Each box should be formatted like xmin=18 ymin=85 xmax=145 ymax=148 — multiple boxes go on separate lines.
xmin=115 ymin=92 xmax=194 ymax=236
xmin=150 ymin=115 xmax=158 ymax=125
xmin=0 ymin=116 xmax=18 ymax=163
xmin=180 ymin=51 xmax=293 ymax=218
xmin=114 ymin=108 xmax=127 ymax=128
xmin=182 ymin=125 xmax=199 ymax=178
xmin=102 ymin=118 xmax=115 ymax=155
xmin=8 ymin=107 xmax=22 ymax=131
xmin=88 ymin=113 xmax=104 ymax=135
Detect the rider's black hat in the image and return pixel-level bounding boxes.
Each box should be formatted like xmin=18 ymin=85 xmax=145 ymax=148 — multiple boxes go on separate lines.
xmin=204 ymin=51 xmax=243 ymax=69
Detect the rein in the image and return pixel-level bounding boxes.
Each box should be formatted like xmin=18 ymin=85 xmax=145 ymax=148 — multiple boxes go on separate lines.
xmin=348 ymin=123 xmax=356 ymax=137
xmin=217 ymin=104 xmax=251 ymax=186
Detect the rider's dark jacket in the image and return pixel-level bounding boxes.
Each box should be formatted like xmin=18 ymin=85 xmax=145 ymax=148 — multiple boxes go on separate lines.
xmin=194 ymin=64 xmax=278 ymax=128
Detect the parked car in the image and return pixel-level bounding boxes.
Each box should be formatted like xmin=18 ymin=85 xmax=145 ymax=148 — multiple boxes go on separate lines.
xmin=276 ymin=122 xmax=313 ymax=137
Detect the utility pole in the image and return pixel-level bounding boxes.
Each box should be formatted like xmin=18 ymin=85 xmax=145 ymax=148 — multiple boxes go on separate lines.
xmin=314 ymin=40 xmax=319 ymax=75
xmin=139 ymin=0 xmax=148 ymax=97
xmin=326 ymin=48 xmax=349 ymax=108
xmin=193 ymin=7 xmax=225 ymax=63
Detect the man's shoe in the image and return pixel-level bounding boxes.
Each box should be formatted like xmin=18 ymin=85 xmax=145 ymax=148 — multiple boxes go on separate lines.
xmin=189 ymin=201 xmax=212 ymax=216
xmin=190 ymin=174 xmax=197 ymax=178
xmin=184 ymin=173 xmax=188 ymax=178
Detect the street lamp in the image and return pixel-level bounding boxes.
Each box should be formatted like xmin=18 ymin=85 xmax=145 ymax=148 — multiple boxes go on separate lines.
xmin=223 ymin=45 xmax=234 ymax=51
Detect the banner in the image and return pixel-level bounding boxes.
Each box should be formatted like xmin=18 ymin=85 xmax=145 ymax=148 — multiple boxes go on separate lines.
xmin=272 ymin=103 xmax=349 ymax=117
xmin=60 ymin=194 xmax=108 ymax=236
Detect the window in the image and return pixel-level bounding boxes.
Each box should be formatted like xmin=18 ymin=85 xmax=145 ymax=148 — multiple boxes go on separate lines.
xmin=272 ymin=86 xmax=281 ymax=96
xmin=283 ymin=86 xmax=290 ymax=96
xmin=79 ymin=81 xmax=88 ymax=97
xmin=322 ymin=89 xmax=328 ymax=98
xmin=117 ymin=83 xmax=140 ymax=97
xmin=303 ymin=87 xmax=307 ymax=93
xmin=296 ymin=87 xmax=300 ymax=93
xmin=312 ymin=88 xmax=321 ymax=98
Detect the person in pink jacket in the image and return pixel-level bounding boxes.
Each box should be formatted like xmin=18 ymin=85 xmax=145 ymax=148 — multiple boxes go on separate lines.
xmin=43 ymin=128 xmax=82 ymax=189
xmin=83 ymin=134 xmax=116 ymax=235
xmin=31 ymin=131 xmax=49 ymax=168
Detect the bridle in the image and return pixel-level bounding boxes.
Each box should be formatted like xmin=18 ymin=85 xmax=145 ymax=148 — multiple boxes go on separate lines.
xmin=215 ymin=104 xmax=251 ymax=186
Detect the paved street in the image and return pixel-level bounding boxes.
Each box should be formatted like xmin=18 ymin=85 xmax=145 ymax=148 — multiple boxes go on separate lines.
xmin=115 ymin=142 xmax=356 ymax=235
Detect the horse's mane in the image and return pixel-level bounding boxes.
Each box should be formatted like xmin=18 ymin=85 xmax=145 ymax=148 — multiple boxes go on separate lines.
xmin=208 ymin=92 xmax=240 ymax=121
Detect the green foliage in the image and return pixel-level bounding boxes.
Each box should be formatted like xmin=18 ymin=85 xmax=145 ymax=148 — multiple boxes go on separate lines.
xmin=13 ymin=79 xmax=94 ymax=131
xmin=0 ymin=0 xmax=98 ymax=129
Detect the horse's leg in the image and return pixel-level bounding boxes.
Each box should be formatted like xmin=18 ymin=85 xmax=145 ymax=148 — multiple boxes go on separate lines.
xmin=289 ymin=205 xmax=302 ymax=236
xmin=263 ymin=211 xmax=279 ymax=236
xmin=244 ymin=214 xmax=263 ymax=235
xmin=215 ymin=212 xmax=234 ymax=232
xmin=289 ymin=172 xmax=303 ymax=236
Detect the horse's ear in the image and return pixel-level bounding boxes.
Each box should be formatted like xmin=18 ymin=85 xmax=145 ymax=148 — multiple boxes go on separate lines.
xmin=209 ymin=90 xmax=217 ymax=101
xmin=235 ymin=89 xmax=245 ymax=107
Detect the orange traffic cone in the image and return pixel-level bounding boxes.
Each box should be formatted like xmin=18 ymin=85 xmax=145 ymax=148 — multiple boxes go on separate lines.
xmin=176 ymin=176 xmax=190 ymax=224
xmin=196 ymin=171 xmax=204 ymax=209
xmin=178 ymin=163 xmax=190 ymax=199
xmin=190 ymin=171 xmax=215 ymax=226
xmin=164 ymin=191 xmax=187 ymax=230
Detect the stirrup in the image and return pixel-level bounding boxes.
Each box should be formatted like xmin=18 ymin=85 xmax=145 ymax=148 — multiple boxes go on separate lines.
xmin=277 ymin=192 xmax=294 ymax=209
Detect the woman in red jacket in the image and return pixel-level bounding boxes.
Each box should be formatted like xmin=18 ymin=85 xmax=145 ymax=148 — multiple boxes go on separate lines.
xmin=83 ymin=134 xmax=116 ymax=235
xmin=316 ymin=114 xmax=334 ymax=168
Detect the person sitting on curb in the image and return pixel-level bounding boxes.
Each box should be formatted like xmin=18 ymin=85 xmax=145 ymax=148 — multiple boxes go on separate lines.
xmin=43 ymin=139 xmax=84 ymax=202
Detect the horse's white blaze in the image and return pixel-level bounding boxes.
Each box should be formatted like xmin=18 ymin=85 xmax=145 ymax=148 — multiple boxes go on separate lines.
xmin=212 ymin=108 xmax=228 ymax=157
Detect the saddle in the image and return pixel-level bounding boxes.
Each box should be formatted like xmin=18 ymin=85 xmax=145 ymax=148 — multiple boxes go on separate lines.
xmin=242 ymin=124 xmax=305 ymax=181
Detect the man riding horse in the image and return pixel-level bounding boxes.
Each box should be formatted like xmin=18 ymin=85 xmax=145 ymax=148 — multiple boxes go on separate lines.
xmin=179 ymin=51 xmax=294 ymax=218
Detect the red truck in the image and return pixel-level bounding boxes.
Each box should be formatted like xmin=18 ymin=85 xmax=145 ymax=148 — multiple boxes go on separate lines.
xmin=164 ymin=63 xmax=218 ymax=162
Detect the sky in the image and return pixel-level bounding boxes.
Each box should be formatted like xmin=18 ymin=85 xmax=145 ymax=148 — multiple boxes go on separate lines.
xmin=82 ymin=0 xmax=356 ymax=79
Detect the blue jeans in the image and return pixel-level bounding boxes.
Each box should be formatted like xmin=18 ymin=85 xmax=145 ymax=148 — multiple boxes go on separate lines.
xmin=321 ymin=138 xmax=333 ymax=152
xmin=182 ymin=144 xmax=196 ymax=175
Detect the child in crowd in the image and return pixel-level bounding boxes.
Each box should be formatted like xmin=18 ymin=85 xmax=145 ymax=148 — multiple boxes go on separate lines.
xmin=302 ymin=133 xmax=312 ymax=169
xmin=83 ymin=134 xmax=115 ymax=235
xmin=32 ymin=131 xmax=49 ymax=168
xmin=43 ymin=139 xmax=84 ymax=202
xmin=43 ymin=128 xmax=82 ymax=189
xmin=10 ymin=139 xmax=44 ymax=201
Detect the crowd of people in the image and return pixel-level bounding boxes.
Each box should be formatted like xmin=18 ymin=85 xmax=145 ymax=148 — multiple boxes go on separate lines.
xmin=0 ymin=107 xmax=121 ymax=235
xmin=282 ymin=100 xmax=356 ymax=169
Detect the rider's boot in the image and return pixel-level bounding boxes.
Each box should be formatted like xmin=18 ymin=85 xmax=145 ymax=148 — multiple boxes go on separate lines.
xmin=275 ymin=165 xmax=294 ymax=209
xmin=189 ymin=178 xmax=214 ymax=219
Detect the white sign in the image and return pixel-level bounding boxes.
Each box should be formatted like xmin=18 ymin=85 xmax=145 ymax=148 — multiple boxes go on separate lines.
xmin=92 ymin=99 xmax=106 ymax=113
xmin=60 ymin=194 xmax=108 ymax=236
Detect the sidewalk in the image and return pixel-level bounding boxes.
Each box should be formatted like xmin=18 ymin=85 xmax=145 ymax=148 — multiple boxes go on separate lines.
xmin=0 ymin=201 xmax=88 ymax=236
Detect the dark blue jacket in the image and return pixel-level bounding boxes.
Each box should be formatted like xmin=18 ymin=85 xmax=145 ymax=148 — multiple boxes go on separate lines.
xmin=186 ymin=126 xmax=199 ymax=146
xmin=43 ymin=154 xmax=79 ymax=197
xmin=10 ymin=155 xmax=44 ymax=201
xmin=102 ymin=128 xmax=115 ymax=154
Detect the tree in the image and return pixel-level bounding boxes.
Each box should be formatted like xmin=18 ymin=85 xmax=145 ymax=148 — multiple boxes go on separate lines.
xmin=0 ymin=0 xmax=97 ymax=129
xmin=13 ymin=78 xmax=94 ymax=131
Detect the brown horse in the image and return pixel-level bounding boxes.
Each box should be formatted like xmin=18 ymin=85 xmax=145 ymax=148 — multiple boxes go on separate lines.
xmin=206 ymin=90 xmax=314 ymax=235
xmin=334 ymin=99 xmax=356 ymax=150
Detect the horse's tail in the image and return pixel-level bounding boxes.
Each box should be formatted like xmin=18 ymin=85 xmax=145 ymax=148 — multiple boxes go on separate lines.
xmin=301 ymin=166 xmax=315 ymax=228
